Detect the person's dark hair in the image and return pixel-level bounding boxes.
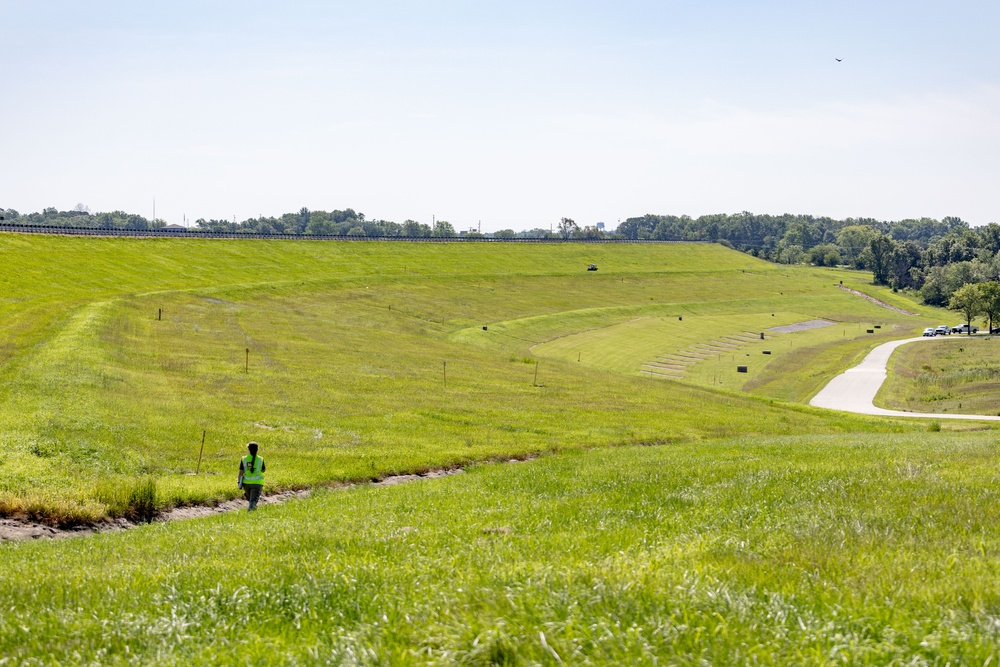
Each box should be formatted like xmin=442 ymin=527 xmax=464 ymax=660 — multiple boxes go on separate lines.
xmin=247 ymin=441 xmax=259 ymax=470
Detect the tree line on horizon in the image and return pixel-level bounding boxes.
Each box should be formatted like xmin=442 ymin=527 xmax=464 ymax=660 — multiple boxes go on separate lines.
xmin=618 ymin=212 xmax=1000 ymax=308
xmin=0 ymin=206 xmax=604 ymax=241
xmin=4 ymin=205 xmax=1000 ymax=308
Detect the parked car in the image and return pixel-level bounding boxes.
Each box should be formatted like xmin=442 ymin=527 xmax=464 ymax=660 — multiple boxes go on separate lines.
xmin=952 ymin=324 xmax=979 ymax=334
xmin=923 ymin=327 xmax=936 ymax=337
xmin=992 ymin=327 xmax=1000 ymax=335
xmin=934 ymin=325 xmax=951 ymax=335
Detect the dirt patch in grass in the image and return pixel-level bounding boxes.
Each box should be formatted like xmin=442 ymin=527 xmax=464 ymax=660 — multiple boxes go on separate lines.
xmin=0 ymin=468 xmax=466 ymax=543
xmin=838 ymin=286 xmax=916 ymax=315
xmin=767 ymin=319 xmax=835 ymax=334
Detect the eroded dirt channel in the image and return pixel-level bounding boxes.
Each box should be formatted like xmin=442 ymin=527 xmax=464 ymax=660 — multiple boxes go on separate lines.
xmin=0 ymin=467 xmax=471 ymax=543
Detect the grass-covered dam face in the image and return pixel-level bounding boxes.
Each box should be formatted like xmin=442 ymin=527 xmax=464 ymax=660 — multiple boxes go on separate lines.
xmin=0 ymin=235 xmax=928 ymax=522
xmin=3 ymin=235 xmax=1000 ymax=663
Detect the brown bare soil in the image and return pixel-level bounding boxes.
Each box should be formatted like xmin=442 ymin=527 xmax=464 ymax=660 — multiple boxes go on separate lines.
xmin=0 ymin=469 xmax=467 ymax=543
xmin=838 ymin=286 xmax=916 ymax=315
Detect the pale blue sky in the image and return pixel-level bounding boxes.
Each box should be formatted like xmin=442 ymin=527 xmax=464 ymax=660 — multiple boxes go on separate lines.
xmin=3 ymin=1 xmax=999 ymax=230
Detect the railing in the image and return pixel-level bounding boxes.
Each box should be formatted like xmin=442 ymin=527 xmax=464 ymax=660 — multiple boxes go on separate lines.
xmin=0 ymin=222 xmax=706 ymax=243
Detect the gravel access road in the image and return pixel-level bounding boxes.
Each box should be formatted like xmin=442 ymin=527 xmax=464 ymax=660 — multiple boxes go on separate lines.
xmin=810 ymin=335 xmax=1000 ymax=421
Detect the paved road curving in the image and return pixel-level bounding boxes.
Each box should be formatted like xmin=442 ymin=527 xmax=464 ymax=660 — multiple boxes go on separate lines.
xmin=810 ymin=335 xmax=1000 ymax=421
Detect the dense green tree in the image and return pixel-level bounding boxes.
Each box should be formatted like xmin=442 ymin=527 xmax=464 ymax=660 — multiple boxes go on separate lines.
xmin=776 ymin=244 xmax=805 ymax=265
xmin=919 ymin=260 xmax=990 ymax=306
xmin=432 ymin=220 xmax=456 ymax=238
xmin=889 ymin=218 xmax=950 ymax=242
xmin=865 ymin=233 xmax=895 ymax=285
xmin=366 ymin=219 xmax=402 ymax=237
xmin=305 ymin=218 xmax=338 ymax=235
xmin=919 ymin=266 xmax=949 ymax=306
xmin=979 ymin=223 xmax=1000 ymax=255
xmin=574 ymin=225 xmax=604 ymax=240
xmin=807 ymin=243 xmax=840 ymax=267
xmin=836 ymin=225 xmax=876 ymax=268
xmin=782 ymin=221 xmax=815 ymax=248
xmin=978 ymin=281 xmax=1000 ymax=333
xmin=557 ymin=217 xmax=579 ymax=239
xmin=401 ymin=220 xmax=431 ymax=237
xmin=651 ymin=220 xmax=677 ymax=240
xmin=949 ymin=283 xmax=984 ymax=333
xmin=887 ymin=241 xmax=922 ymax=289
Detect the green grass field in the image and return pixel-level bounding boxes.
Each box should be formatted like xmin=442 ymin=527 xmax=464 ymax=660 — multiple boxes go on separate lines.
xmin=5 ymin=436 xmax=1000 ymax=664
xmin=0 ymin=236 xmax=941 ymax=523
xmin=4 ymin=234 xmax=999 ymax=664
xmin=878 ymin=334 xmax=1000 ymax=416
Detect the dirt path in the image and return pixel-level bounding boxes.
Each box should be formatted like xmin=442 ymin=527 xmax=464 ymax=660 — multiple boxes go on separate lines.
xmin=767 ymin=319 xmax=835 ymax=334
xmin=837 ymin=285 xmax=916 ymax=315
xmin=0 ymin=467 xmax=477 ymax=543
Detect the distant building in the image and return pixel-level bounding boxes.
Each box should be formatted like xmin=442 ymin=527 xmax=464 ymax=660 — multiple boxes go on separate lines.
xmin=163 ymin=224 xmax=186 ymax=230
xmin=596 ymin=222 xmax=605 ymax=231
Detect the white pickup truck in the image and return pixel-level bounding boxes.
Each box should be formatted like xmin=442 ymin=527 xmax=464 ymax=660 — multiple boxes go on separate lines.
xmin=951 ymin=324 xmax=979 ymax=334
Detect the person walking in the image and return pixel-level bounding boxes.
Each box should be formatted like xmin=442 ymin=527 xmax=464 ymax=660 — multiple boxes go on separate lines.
xmin=238 ymin=441 xmax=266 ymax=511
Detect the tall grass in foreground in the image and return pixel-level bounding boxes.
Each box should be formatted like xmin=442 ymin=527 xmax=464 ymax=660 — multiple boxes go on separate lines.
xmin=4 ymin=433 xmax=1000 ymax=664
xmin=93 ymin=476 xmax=158 ymax=522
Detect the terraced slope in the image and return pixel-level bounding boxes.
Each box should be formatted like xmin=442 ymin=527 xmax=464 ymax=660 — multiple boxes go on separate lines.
xmin=643 ymin=330 xmax=763 ymax=378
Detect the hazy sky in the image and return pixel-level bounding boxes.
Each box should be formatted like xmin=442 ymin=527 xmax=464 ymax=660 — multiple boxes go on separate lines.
xmin=3 ymin=1 xmax=999 ymax=231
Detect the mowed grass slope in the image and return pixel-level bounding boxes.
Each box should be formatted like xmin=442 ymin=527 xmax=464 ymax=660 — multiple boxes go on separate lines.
xmin=5 ymin=236 xmax=1000 ymax=664
xmin=0 ymin=236 xmax=941 ymax=522
xmin=4 ymin=435 xmax=1000 ymax=664
xmin=464 ymin=267 xmax=938 ymax=403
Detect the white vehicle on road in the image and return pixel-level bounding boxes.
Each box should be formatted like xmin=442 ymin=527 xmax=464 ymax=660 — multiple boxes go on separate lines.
xmin=922 ymin=328 xmax=936 ymax=337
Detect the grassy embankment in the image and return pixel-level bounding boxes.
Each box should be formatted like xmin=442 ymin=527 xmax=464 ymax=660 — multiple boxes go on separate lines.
xmin=878 ymin=333 xmax=1000 ymax=415
xmin=0 ymin=235 xmax=946 ymax=523
xmin=5 ymin=236 xmax=1000 ymax=664
xmin=492 ymin=267 xmax=940 ymax=403
xmin=4 ymin=434 xmax=1000 ymax=664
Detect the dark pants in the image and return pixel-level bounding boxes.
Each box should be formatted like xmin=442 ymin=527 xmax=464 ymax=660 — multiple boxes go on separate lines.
xmin=243 ymin=484 xmax=263 ymax=511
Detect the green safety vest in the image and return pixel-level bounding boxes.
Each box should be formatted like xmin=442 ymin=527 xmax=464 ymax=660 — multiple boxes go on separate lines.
xmin=242 ymin=455 xmax=264 ymax=485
